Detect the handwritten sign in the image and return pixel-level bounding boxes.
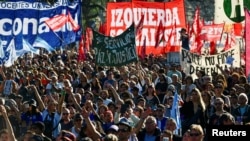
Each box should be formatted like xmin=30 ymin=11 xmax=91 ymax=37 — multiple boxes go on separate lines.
xmin=181 ymin=47 xmax=241 ymax=77
xmin=92 ymin=23 xmax=138 ymax=66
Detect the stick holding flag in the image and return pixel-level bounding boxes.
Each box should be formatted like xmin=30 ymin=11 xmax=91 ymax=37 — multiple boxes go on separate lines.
xmin=170 ymin=90 xmax=183 ymax=135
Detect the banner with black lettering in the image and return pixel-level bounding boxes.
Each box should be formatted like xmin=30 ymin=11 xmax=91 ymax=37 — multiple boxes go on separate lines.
xmin=92 ymin=23 xmax=138 ymax=67
xmin=181 ymin=47 xmax=241 ymax=77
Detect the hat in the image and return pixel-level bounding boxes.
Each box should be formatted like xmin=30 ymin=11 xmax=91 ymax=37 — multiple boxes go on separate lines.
xmin=29 ymin=99 xmax=37 ymax=107
xmin=108 ymin=125 xmax=119 ymax=132
xmin=73 ymin=113 xmax=83 ymax=121
xmin=118 ymin=118 xmax=133 ymax=130
xmin=15 ymin=94 xmax=23 ymax=100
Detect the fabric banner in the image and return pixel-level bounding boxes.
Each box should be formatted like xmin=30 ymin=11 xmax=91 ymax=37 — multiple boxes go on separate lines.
xmin=0 ymin=0 xmax=81 ymax=66
xmin=92 ymin=23 xmax=138 ymax=67
xmin=106 ymin=0 xmax=186 ymax=55
xmin=214 ymin=0 xmax=250 ymax=24
xmin=245 ymin=9 xmax=250 ymax=76
xmin=181 ymin=47 xmax=241 ymax=78
xmin=200 ymin=23 xmax=224 ymax=41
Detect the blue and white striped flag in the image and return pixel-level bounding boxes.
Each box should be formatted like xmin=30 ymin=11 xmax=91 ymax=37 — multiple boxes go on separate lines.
xmin=170 ymin=90 xmax=182 ymax=135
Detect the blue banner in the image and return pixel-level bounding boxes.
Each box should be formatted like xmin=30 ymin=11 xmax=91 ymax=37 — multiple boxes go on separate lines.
xmin=0 ymin=0 xmax=81 ymax=66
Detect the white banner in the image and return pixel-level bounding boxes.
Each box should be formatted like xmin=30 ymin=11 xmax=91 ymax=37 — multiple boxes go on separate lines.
xmin=181 ymin=46 xmax=241 ymax=78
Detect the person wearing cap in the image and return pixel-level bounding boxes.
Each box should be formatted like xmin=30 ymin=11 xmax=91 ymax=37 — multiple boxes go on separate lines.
xmin=21 ymin=99 xmax=43 ymax=134
xmin=179 ymin=28 xmax=189 ymax=50
xmin=117 ymin=120 xmax=138 ymax=141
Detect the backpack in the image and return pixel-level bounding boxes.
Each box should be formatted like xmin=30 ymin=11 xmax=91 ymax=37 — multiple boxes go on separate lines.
xmin=43 ymin=112 xmax=59 ymax=139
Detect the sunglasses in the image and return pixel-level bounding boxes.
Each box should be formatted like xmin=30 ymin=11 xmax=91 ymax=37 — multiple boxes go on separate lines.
xmin=63 ymin=113 xmax=69 ymax=115
xmin=215 ymin=103 xmax=223 ymax=105
xmin=118 ymin=129 xmax=129 ymax=132
xmin=190 ymin=133 xmax=201 ymax=137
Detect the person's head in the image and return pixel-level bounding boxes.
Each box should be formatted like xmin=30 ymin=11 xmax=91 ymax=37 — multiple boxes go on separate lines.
xmin=165 ymin=118 xmax=177 ymax=132
xmin=156 ymin=104 xmax=165 ymax=118
xmin=103 ymin=133 xmax=118 ymax=141
xmin=160 ymin=130 xmax=173 ymax=141
xmin=218 ymin=112 xmax=235 ymax=125
xmin=0 ymin=129 xmax=9 ymax=141
xmin=73 ymin=113 xmax=84 ymax=128
xmin=62 ymin=108 xmax=71 ymax=120
xmin=107 ymin=125 xmax=119 ymax=135
xmin=144 ymin=116 xmax=157 ymax=134
xmin=117 ymin=121 xmax=132 ymax=141
xmin=214 ymin=97 xmax=225 ymax=111
xmin=47 ymin=100 xmax=58 ymax=112
xmin=189 ymin=124 xmax=204 ymax=141
xmin=190 ymin=88 xmax=206 ymax=112
xmin=103 ymin=110 xmax=113 ymax=123
xmin=100 ymin=90 xmax=109 ymax=99
xmin=238 ymin=93 xmax=248 ymax=106
xmin=133 ymin=105 xmax=144 ymax=117
xmin=182 ymin=129 xmax=191 ymax=141
xmin=23 ymin=130 xmax=35 ymax=141
xmin=30 ymin=121 xmax=45 ymax=134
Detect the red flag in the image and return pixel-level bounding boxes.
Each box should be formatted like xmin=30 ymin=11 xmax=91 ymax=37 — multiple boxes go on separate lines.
xmin=99 ymin=22 xmax=107 ymax=35
xmin=68 ymin=12 xmax=80 ymax=31
xmin=222 ymin=33 xmax=230 ymax=51
xmin=84 ymin=31 xmax=90 ymax=52
xmin=164 ymin=21 xmax=179 ymax=53
xmin=45 ymin=14 xmax=68 ymax=31
xmin=233 ymin=23 xmax=243 ymax=36
xmin=155 ymin=21 xmax=165 ymax=48
xmin=192 ymin=7 xmax=203 ymax=35
xmin=191 ymin=6 xmax=204 ymax=54
xmin=77 ymin=35 xmax=85 ymax=62
xmin=140 ymin=38 xmax=146 ymax=59
xmin=86 ymin=27 xmax=93 ymax=48
xmin=136 ymin=14 xmax=145 ymax=35
xmin=210 ymin=41 xmax=216 ymax=55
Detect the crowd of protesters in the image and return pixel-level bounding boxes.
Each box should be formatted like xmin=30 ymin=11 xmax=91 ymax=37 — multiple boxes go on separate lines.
xmin=0 ymin=46 xmax=249 ymax=141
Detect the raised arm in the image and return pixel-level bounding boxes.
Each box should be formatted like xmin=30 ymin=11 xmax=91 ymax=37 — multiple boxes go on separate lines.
xmin=1 ymin=105 xmax=16 ymax=141
xmin=81 ymin=105 xmax=102 ymax=140
xmin=28 ymin=85 xmax=45 ymax=111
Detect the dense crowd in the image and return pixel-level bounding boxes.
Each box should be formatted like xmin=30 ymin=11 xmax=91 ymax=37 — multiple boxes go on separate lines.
xmin=0 ymin=47 xmax=249 ymax=141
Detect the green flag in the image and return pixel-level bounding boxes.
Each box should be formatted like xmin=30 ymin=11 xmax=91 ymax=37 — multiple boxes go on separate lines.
xmin=92 ymin=23 xmax=138 ymax=67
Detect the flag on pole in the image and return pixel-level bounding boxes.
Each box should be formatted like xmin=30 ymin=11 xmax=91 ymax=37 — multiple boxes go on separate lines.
xmin=45 ymin=14 xmax=68 ymax=31
xmin=155 ymin=21 xmax=165 ymax=48
xmin=170 ymin=90 xmax=182 ymax=135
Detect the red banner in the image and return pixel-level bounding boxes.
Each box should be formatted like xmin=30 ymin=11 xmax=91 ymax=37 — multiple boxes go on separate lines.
xmin=201 ymin=23 xmax=224 ymax=41
xmin=106 ymin=0 xmax=186 ymax=55
xmin=245 ymin=9 xmax=250 ymax=76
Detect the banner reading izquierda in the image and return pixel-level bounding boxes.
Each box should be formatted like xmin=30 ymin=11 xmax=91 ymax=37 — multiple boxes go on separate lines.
xmin=106 ymin=0 xmax=186 ymax=55
xmin=92 ymin=23 xmax=138 ymax=67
